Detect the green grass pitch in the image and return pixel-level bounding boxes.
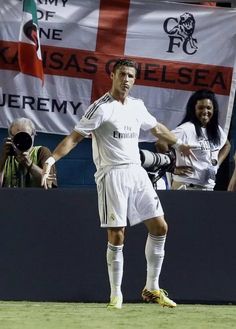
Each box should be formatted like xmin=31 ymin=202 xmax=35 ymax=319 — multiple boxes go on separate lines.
xmin=0 ymin=301 xmax=236 ymax=329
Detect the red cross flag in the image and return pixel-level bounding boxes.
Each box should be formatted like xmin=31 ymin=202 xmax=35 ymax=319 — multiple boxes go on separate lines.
xmin=0 ymin=0 xmax=236 ymax=141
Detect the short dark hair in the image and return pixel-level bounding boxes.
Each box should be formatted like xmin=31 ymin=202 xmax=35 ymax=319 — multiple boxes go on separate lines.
xmin=113 ymin=58 xmax=138 ymax=75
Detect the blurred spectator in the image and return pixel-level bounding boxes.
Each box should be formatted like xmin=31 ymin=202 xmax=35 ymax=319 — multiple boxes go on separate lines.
xmin=157 ymin=89 xmax=231 ymax=190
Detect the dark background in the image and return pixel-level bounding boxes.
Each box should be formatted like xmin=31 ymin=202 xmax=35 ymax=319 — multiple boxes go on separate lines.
xmin=0 ymin=188 xmax=235 ymax=304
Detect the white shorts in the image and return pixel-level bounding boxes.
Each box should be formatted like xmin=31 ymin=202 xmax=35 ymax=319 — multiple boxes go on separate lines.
xmin=96 ymin=164 xmax=164 ymax=228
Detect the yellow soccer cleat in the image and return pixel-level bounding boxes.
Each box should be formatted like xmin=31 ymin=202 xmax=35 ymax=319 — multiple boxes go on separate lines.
xmin=142 ymin=288 xmax=177 ymax=308
xmin=107 ymin=295 xmax=123 ymax=310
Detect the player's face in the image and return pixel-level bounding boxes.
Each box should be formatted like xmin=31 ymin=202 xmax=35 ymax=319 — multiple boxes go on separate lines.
xmin=111 ymin=66 xmax=136 ymax=94
xmin=195 ymin=99 xmax=214 ymax=127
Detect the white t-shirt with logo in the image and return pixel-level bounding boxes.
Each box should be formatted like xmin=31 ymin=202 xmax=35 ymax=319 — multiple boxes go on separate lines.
xmin=172 ymin=121 xmax=227 ymax=189
xmin=74 ymin=92 xmax=157 ymax=170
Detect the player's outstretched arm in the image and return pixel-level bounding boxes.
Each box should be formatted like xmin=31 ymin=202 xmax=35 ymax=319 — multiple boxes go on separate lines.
xmin=41 ymin=130 xmax=84 ymax=189
xmin=151 ymin=122 xmax=195 ymax=158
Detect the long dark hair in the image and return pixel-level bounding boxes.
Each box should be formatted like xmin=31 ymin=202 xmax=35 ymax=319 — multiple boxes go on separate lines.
xmin=180 ymin=89 xmax=220 ymax=145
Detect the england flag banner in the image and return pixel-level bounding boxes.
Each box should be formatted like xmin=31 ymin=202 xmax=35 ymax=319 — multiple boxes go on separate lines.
xmin=0 ymin=0 xmax=236 ymax=141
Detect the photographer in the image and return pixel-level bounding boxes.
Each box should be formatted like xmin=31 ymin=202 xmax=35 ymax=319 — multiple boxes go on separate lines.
xmin=0 ymin=117 xmax=57 ymax=188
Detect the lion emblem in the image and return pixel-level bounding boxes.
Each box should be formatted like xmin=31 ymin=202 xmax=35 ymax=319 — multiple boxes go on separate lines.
xmin=168 ymin=12 xmax=198 ymax=50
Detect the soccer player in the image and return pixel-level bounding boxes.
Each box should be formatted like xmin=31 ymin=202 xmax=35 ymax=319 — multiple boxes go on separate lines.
xmin=41 ymin=58 xmax=194 ymax=309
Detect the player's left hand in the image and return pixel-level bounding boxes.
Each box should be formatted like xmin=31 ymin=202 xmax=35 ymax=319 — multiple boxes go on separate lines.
xmin=178 ymin=144 xmax=197 ymax=160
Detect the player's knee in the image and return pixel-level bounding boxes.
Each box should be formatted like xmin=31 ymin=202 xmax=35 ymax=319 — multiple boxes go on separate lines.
xmin=107 ymin=228 xmax=125 ymax=245
xmin=145 ymin=217 xmax=168 ymax=236
xmin=158 ymin=219 xmax=168 ymax=235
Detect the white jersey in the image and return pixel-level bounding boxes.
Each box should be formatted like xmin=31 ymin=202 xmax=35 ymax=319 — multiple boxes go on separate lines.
xmin=172 ymin=122 xmax=227 ymax=189
xmin=74 ymin=92 xmax=157 ymax=170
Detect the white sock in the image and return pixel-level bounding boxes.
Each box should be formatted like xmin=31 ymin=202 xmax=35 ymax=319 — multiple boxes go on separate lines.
xmin=106 ymin=242 xmax=124 ymax=298
xmin=145 ymin=234 xmax=166 ymax=291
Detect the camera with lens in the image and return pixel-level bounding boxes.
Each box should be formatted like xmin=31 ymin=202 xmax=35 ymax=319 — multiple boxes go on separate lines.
xmin=140 ymin=148 xmax=176 ymax=184
xmin=8 ymin=132 xmax=33 ymax=156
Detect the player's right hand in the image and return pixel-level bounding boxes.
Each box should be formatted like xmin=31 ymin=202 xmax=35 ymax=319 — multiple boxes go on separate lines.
xmin=41 ymin=163 xmax=52 ymax=190
xmin=41 ymin=156 xmax=56 ymax=189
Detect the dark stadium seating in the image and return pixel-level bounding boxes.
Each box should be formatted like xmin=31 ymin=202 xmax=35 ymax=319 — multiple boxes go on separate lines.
xmin=0 ymin=188 xmax=235 ymax=304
